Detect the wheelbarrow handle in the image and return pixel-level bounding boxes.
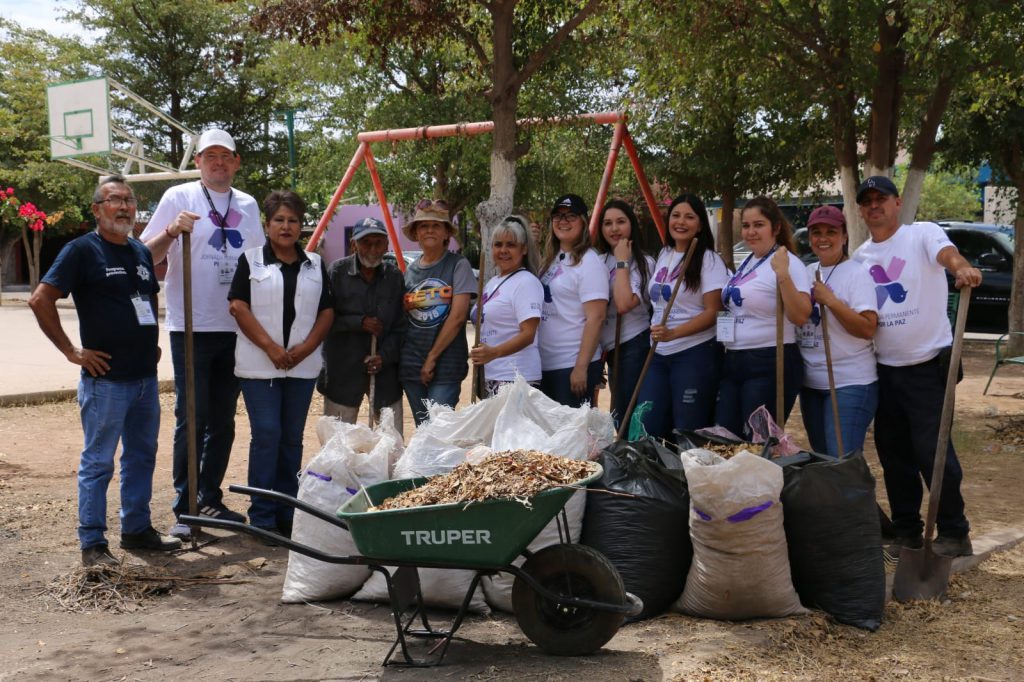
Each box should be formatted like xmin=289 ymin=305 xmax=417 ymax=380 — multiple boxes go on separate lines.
xmin=178 ymin=514 xmax=370 ymax=566
xmin=227 ymin=484 xmax=350 ymax=531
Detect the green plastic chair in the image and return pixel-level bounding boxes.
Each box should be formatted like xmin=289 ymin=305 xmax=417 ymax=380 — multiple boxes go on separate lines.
xmin=983 ymin=332 xmax=1024 ymax=395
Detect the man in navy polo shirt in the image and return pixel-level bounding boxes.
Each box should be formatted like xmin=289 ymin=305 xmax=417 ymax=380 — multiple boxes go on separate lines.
xmin=29 ymin=175 xmax=181 ymax=566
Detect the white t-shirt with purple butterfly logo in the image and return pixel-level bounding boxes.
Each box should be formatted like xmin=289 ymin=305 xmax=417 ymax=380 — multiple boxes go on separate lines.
xmin=143 ymin=180 xmax=264 ymax=332
xmin=479 ymin=269 xmax=544 ymax=381
xmin=600 ymin=253 xmax=654 ymax=351
xmin=721 ymin=249 xmax=811 ymax=350
xmin=852 ymin=222 xmax=954 ymax=366
xmin=649 ymin=247 xmax=730 ymax=355
xmin=538 ymin=248 xmax=608 ymax=370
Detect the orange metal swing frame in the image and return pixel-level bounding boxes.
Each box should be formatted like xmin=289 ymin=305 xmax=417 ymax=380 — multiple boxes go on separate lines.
xmin=304 ymin=111 xmax=666 ymax=271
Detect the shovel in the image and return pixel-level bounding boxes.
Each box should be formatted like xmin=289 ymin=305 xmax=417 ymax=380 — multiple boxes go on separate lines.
xmin=368 ymin=335 xmax=377 ymax=429
xmin=893 ymin=287 xmax=971 ymax=602
xmin=182 ymin=232 xmax=199 ymax=548
xmin=814 ymin=269 xmax=845 ymax=457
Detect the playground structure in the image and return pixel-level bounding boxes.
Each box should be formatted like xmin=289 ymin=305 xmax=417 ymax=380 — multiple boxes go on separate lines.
xmin=304 ymin=112 xmax=667 ymax=271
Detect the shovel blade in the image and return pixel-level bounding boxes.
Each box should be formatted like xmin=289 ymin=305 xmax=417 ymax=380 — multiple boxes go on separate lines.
xmin=892 ymin=545 xmax=953 ymax=602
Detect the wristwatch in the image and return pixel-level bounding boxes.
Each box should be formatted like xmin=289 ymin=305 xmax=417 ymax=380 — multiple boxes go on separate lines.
xmin=615 ymin=260 xmax=629 ymax=270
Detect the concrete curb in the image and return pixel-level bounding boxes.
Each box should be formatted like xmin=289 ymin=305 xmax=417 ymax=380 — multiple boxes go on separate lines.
xmin=0 ymin=380 xmax=176 ymax=407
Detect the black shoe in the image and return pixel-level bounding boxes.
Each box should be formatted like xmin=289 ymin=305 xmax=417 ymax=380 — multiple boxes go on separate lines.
xmin=121 ymin=526 xmax=183 ymax=551
xmin=199 ymin=504 xmax=246 ymax=524
xmin=933 ymin=534 xmax=973 ymax=558
xmin=277 ymin=520 xmax=293 ymax=539
xmin=82 ymin=544 xmax=119 ymax=567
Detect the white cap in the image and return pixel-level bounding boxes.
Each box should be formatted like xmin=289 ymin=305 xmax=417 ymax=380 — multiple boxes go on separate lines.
xmin=196 ymin=129 xmax=236 ymax=154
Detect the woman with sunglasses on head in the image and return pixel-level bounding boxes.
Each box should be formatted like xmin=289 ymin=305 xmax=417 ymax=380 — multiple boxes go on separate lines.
xmin=593 ymin=200 xmax=654 ymax=426
xmin=796 ymin=205 xmax=878 ymax=457
xmin=632 ymin=194 xmax=729 ymax=440
xmin=537 ymin=194 xmax=607 ymax=408
xmin=228 ymin=190 xmax=334 ymax=539
xmin=469 ymin=215 xmax=544 ymax=396
xmin=715 ymin=196 xmax=812 ymax=439
xmin=400 ymin=199 xmax=477 ymax=425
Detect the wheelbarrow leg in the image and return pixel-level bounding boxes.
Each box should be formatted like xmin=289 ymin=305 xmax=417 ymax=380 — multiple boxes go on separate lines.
xmin=378 ymin=565 xmax=484 ymax=667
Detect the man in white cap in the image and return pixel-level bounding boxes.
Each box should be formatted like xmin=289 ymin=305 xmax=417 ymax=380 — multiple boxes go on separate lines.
xmin=142 ymin=129 xmax=265 ymax=537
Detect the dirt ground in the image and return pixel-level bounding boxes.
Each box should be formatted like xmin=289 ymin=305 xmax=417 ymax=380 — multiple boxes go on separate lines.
xmin=2 ymin=343 xmax=1024 ymax=681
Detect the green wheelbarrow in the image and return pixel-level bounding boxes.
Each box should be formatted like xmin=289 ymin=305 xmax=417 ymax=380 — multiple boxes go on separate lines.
xmin=181 ymin=464 xmax=642 ymax=667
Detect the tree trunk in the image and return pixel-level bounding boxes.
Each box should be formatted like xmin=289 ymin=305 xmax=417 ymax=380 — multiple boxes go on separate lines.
xmin=1008 ymin=179 xmax=1024 ymax=356
xmin=718 ymin=189 xmax=736 ymax=270
xmin=20 ymin=225 xmax=38 ymax=289
xmin=840 ymin=164 xmax=866 ymax=249
xmin=899 ymin=166 xmax=927 ymax=224
xmin=865 ymin=6 xmax=906 ymax=174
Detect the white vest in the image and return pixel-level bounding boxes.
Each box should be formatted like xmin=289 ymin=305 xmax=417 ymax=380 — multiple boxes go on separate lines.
xmin=235 ymin=246 xmax=324 ymax=380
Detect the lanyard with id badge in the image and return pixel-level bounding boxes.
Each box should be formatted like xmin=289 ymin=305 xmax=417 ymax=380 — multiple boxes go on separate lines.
xmin=120 ymin=245 xmax=157 ymax=327
xmin=719 ymin=246 xmax=777 ymax=343
xmin=202 ymin=184 xmax=238 ymax=284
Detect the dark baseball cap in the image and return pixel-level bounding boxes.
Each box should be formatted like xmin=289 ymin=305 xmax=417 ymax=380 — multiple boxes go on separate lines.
xmin=856 ymin=176 xmax=899 ymax=204
xmin=352 ymin=217 xmax=388 ymax=240
xmin=550 ymin=193 xmax=588 ymax=217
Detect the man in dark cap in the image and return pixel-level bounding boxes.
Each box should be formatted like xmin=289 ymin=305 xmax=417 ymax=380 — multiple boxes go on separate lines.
xmin=318 ymin=217 xmax=407 ymax=434
xmin=852 ymin=175 xmax=982 ymax=558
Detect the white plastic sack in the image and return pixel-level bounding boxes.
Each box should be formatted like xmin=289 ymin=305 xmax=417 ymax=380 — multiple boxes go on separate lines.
xmin=352 ymin=568 xmax=490 ymax=614
xmin=482 ymin=379 xmax=613 ymax=612
xmin=280 ymin=409 xmax=400 ymax=603
xmin=675 ymin=452 xmax=807 ymax=620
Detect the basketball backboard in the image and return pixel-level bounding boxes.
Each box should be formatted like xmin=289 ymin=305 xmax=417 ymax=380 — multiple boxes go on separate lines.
xmin=47 ymin=77 xmax=111 ymax=159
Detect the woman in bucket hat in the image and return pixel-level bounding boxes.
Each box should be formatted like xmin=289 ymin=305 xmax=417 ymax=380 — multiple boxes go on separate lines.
xmin=399 ymin=199 xmax=477 ymax=425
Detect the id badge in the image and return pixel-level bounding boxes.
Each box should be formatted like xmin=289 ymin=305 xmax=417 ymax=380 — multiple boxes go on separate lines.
xmin=131 ymin=294 xmax=157 ymax=326
xmin=716 ymin=311 xmax=736 ymax=343
xmin=798 ymin=326 xmax=817 ymax=349
xmin=217 ymin=258 xmax=237 ymax=284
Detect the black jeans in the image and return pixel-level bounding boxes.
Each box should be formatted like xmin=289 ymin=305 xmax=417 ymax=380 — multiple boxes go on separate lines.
xmin=169 ymin=331 xmax=240 ymax=517
xmin=875 ymin=354 xmax=970 ymax=539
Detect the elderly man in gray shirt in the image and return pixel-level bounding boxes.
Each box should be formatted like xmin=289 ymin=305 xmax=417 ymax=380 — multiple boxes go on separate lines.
xmin=317 ymin=218 xmax=407 ymax=435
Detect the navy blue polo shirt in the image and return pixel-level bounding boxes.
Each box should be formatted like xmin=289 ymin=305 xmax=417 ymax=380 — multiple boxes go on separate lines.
xmin=42 ymin=231 xmax=160 ymax=380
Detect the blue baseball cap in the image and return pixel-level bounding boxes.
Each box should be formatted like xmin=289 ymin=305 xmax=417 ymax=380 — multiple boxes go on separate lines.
xmin=352 ymin=217 xmax=388 ymax=240
xmin=856 ymin=176 xmax=899 ymax=204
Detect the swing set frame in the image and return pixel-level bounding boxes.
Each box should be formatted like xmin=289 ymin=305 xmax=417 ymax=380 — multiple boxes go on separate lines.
xmin=304 ymin=111 xmax=666 ymax=269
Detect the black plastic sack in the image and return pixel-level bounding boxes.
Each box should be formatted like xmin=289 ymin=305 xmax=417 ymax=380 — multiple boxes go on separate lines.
xmin=581 ymin=438 xmax=691 ymax=620
xmin=780 ymin=452 xmax=885 ymax=631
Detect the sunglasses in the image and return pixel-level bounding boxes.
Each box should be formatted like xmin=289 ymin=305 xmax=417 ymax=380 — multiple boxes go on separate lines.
xmin=416 ymin=198 xmax=449 ymax=211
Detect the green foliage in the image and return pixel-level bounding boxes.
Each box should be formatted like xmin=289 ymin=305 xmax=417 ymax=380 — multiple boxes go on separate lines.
xmin=0 ymin=19 xmax=94 ymax=235
xmin=896 ymin=170 xmax=981 ymax=222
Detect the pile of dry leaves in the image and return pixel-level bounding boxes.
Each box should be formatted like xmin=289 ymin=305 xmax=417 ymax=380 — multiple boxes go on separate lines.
xmin=373 ymin=450 xmax=597 ymax=510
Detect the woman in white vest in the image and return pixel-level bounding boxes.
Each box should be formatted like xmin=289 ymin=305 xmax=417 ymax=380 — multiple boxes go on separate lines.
xmin=228 ymin=190 xmax=334 ymax=539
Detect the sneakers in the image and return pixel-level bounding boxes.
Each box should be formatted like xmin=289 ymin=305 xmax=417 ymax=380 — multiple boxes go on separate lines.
xmin=168 ymin=521 xmax=193 ymax=540
xmin=883 ymin=533 xmax=923 ymax=563
xmin=933 ymin=534 xmax=973 ymax=558
xmin=82 ymin=544 xmax=119 ymax=567
xmin=121 ymin=526 xmax=183 ymax=551
xmin=199 ymin=504 xmax=246 ymax=524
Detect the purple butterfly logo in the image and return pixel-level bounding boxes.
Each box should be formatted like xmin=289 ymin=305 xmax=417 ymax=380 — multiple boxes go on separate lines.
xmin=648 ymin=260 xmax=685 ymax=302
xmin=869 ymin=257 xmax=908 ymax=309
xmin=206 ymin=207 xmax=245 ymax=250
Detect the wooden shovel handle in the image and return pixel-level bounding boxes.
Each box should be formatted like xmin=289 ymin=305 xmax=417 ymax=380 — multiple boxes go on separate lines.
xmin=815 ymin=269 xmax=845 ymax=457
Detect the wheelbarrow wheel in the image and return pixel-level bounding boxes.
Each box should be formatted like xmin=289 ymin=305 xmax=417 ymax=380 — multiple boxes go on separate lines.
xmin=512 ymin=544 xmax=626 ymax=656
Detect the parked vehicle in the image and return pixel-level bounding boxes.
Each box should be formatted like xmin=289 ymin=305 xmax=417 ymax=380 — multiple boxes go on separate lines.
xmin=938 ymin=222 xmax=1014 ymax=333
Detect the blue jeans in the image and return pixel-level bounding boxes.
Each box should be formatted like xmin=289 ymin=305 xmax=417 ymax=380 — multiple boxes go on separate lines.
xmin=799 ymin=382 xmax=879 ymax=458
xmin=240 ymin=377 xmax=316 ymax=528
xmin=77 ymin=376 xmax=160 ymax=549
xmin=605 ymin=331 xmax=650 ymax=428
xmin=715 ymin=344 xmax=803 ymax=440
xmin=636 ymin=338 xmax=720 ymax=440
xmin=875 ymin=358 xmax=969 ymax=539
xmin=403 ymin=381 xmax=462 ymax=426
xmin=170 ymin=332 xmax=240 ymax=517
xmin=540 ymin=360 xmax=604 ymax=408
